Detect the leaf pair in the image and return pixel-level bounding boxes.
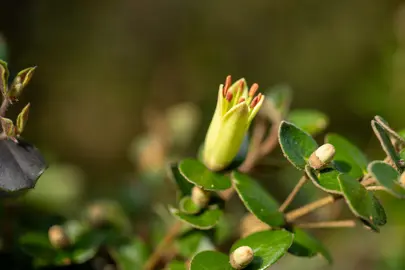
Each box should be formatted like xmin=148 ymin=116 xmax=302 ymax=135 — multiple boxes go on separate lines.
xmin=0 ymin=60 xmax=36 ymax=101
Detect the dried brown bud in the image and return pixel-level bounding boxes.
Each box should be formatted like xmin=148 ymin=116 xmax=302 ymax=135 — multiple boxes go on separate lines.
xmin=230 ymin=246 xmax=254 ymax=269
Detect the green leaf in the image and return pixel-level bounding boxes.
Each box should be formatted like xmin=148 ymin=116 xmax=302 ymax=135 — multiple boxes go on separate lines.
xmin=19 ymin=232 xmax=55 ymax=260
xmin=0 ymin=60 xmax=8 ymax=96
xmin=372 ymin=120 xmax=402 ymax=172
xmin=170 ymin=205 xmax=222 ymax=230
xmin=168 ymin=162 xmax=194 ymax=199
xmin=374 ymin=116 xmax=405 ymax=145
xmin=179 ymin=159 xmax=231 ymax=191
xmin=305 ymin=166 xmax=342 ymax=194
xmin=179 ymin=196 xmax=200 ymax=214
xmin=166 ymin=260 xmax=187 ymax=270
xmin=326 ymin=133 xmax=368 ymax=179
xmin=190 ymin=250 xmax=233 ymax=270
xmin=232 ymin=171 xmax=285 ymax=227
xmin=264 ymin=84 xmax=292 ymax=119
xmin=230 ymin=230 xmax=294 ymax=270
xmin=176 ymin=230 xmax=205 ymax=258
xmin=288 ymin=109 xmax=329 ymax=136
xmin=110 ymin=238 xmax=149 ymax=270
xmin=368 ymin=161 xmax=405 ymax=198
xmin=338 ymin=174 xmax=386 ymax=232
xmin=279 ymin=121 xmax=318 ymax=170
xmin=288 ymin=228 xmax=332 ymax=263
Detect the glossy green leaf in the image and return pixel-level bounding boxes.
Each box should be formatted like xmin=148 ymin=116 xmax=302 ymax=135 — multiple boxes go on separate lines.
xmin=166 ymin=260 xmax=187 ymax=270
xmin=326 ymin=133 xmax=368 ymax=179
xmin=110 ymin=238 xmax=149 ymax=270
xmin=368 ymin=161 xmax=405 ymax=198
xmin=179 ymin=196 xmax=200 ymax=214
xmin=179 ymin=159 xmax=231 ymax=191
xmin=170 ymin=205 xmax=222 ymax=230
xmin=231 ymin=230 xmax=294 ymax=270
xmin=279 ymin=121 xmax=318 ymax=170
xmin=338 ymin=174 xmax=386 ymax=232
xmin=305 ymin=166 xmax=342 ymax=194
xmin=176 ymin=230 xmax=205 ymax=258
xmin=288 ymin=109 xmax=329 ymax=135
xmin=232 ymin=171 xmax=284 ymax=227
xmin=288 ymin=228 xmax=332 ymax=263
xmin=372 ymin=120 xmax=402 ymax=172
xmin=190 ymin=250 xmax=232 ymax=270
xmin=374 ymin=116 xmax=405 ymax=144
xmin=168 ymin=162 xmax=194 ymax=198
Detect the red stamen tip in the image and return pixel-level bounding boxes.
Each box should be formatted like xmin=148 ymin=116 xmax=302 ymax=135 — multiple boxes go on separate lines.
xmin=226 ymin=91 xmax=233 ymax=102
xmin=250 ymin=96 xmax=259 ymax=108
xmin=238 ymin=80 xmax=244 ymax=92
xmin=248 ymin=83 xmax=259 ymax=97
xmin=238 ymin=97 xmax=245 ymax=104
xmin=223 ymin=75 xmax=232 ymax=96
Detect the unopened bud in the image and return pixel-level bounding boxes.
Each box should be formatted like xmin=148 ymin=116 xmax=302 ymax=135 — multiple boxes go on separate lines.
xmin=230 ymin=246 xmax=254 ymax=269
xmin=48 ymin=225 xmax=70 ymax=249
xmin=400 ymin=172 xmax=405 ymax=186
xmin=191 ymin=186 xmax=210 ymax=208
xmin=309 ymin=143 xmax=335 ymax=170
xmin=87 ymin=204 xmax=107 ymax=228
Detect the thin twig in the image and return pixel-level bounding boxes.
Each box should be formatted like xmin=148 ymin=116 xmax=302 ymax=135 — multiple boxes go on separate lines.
xmin=279 ymin=175 xmax=308 ymax=212
xmin=366 ymin=186 xmax=388 ymax=192
xmin=285 ymin=196 xmax=338 ymax=223
xmin=144 ymin=221 xmax=183 ymax=270
xmin=296 ymin=220 xmax=356 ymax=229
xmin=0 ymin=98 xmax=9 ymax=117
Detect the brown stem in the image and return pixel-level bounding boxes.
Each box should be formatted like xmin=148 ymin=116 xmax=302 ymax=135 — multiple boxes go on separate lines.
xmin=285 ymin=195 xmax=339 ymax=223
xmin=366 ymin=186 xmax=388 ymax=192
xmin=0 ymin=98 xmax=9 ymax=117
xmin=296 ymin=220 xmax=356 ymax=229
xmin=144 ymin=221 xmax=183 ymax=270
xmin=279 ymin=175 xmax=308 ymax=212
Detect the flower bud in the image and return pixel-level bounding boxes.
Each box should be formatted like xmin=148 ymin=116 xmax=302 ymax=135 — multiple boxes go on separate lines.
xmin=203 ymin=76 xmax=264 ymax=171
xmin=48 ymin=225 xmax=70 ymax=249
xmin=400 ymin=172 xmax=405 ymax=186
xmin=191 ymin=186 xmax=210 ymax=208
xmin=309 ymin=143 xmax=335 ymax=170
xmin=230 ymin=246 xmax=254 ymax=269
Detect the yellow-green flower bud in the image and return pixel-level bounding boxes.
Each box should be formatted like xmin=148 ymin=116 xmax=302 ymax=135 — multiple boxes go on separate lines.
xmin=203 ymin=76 xmax=264 ymax=171
xmin=48 ymin=225 xmax=70 ymax=249
xmin=191 ymin=186 xmax=210 ymax=208
xmin=309 ymin=143 xmax=335 ymax=170
xmin=230 ymin=246 xmax=254 ymax=269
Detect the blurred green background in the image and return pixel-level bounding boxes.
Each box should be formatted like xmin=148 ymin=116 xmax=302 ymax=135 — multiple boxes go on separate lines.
xmin=2 ymin=0 xmax=405 ymax=269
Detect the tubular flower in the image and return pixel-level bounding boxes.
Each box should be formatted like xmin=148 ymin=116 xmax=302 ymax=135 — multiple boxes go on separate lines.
xmin=203 ymin=75 xmax=264 ymax=171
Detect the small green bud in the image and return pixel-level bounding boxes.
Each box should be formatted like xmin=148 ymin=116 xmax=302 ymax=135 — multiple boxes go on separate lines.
xmin=203 ymin=76 xmax=264 ymax=171
xmin=191 ymin=186 xmax=210 ymax=208
xmin=16 ymin=103 xmax=30 ymax=134
xmin=8 ymin=66 xmax=36 ymax=101
xmin=309 ymin=143 xmax=335 ymax=170
xmin=48 ymin=225 xmax=70 ymax=249
xmin=0 ymin=117 xmax=15 ymax=138
xmin=230 ymin=246 xmax=254 ymax=269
